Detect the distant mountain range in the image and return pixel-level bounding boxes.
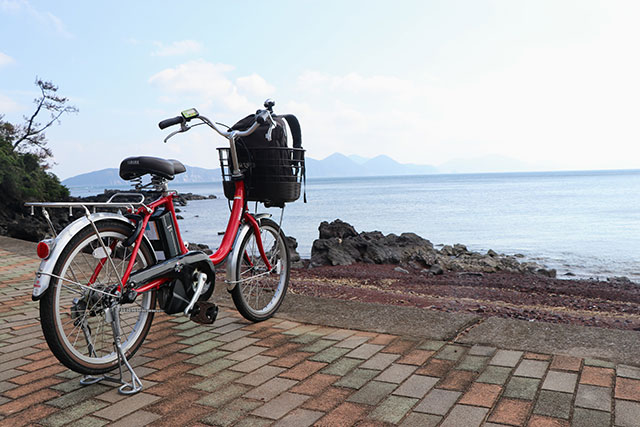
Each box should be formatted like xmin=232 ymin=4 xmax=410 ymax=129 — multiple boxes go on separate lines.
xmin=61 ymin=153 xmax=538 ymax=187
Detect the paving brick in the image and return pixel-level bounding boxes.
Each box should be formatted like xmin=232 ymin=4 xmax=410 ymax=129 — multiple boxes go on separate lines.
xmin=579 ymin=366 xmax=614 ymax=387
xmin=315 ymin=402 xmax=366 ymax=427
xmin=417 ymin=358 xmax=455 ymax=377
xmin=335 ymin=335 xmax=370 ymax=349
xmin=272 ymin=408 xmax=324 ymax=427
xmin=46 ymin=384 xmax=110 ymax=408
xmin=419 ymin=340 xmax=446 ymax=351
xmin=300 ymin=339 xmax=334 ymax=353
xmin=533 ymin=390 xmax=573 ymax=419
xmin=375 ymin=363 xmax=417 ymax=384
xmin=414 ymin=388 xmax=461 ymax=415
xmin=435 ymin=344 xmax=466 ymax=361
xmin=347 ymin=380 xmax=397 ymax=405
xmin=477 ymin=366 xmax=512 ymax=385
xmin=302 ymin=386 xmax=352 ymax=411
xmin=489 ymin=397 xmax=532 ymax=425
xmin=279 ymin=360 xmax=326 ymax=381
xmin=504 ymin=376 xmax=540 ymax=400
xmin=233 ymin=416 xmax=273 ymax=427
xmin=107 ymin=410 xmax=162 ymax=427
xmin=370 ymin=395 xmax=418 ymax=424
xmin=524 ymin=352 xmax=552 ymax=361
xmin=270 ymin=351 xmax=312 ymax=368
xmin=243 ymin=377 xmax=298 ymax=401
xmin=615 ymin=399 xmax=640 ymax=427
xmin=0 ymin=403 xmax=58 ymax=427
xmin=440 ymin=404 xmax=488 ymax=427
xmin=196 ymin=383 xmax=251 ymax=408
xmin=218 ymin=336 xmax=258 ymax=350
xmin=345 ymin=343 xmax=384 ymax=359
xmin=229 ymin=355 xmax=275 ymax=373
xmin=438 ymin=370 xmax=475 ymax=391
xmin=541 ymin=370 xmax=577 ymax=393
xmin=583 ymin=358 xmax=615 ymax=369
xmin=514 ymin=359 xmax=549 ymax=378
xmin=184 ymin=349 xmax=230 ymax=366
xmin=200 ymin=398 xmax=262 ymax=427
xmin=0 ymin=388 xmax=61 ymax=416
xmin=290 ymin=373 xmax=338 ymax=395
xmin=572 ymin=407 xmax=611 ymax=427
xmin=251 ymin=391 xmax=309 ymax=420
xmin=321 ymin=357 xmax=361 ymax=376
xmin=3 ymin=376 xmax=63 ymax=399
xmin=41 ymin=399 xmax=108 ymax=426
xmin=322 ymin=329 xmax=356 ymax=341
xmin=225 ymin=345 xmax=267 ymax=361
xmin=334 ymin=368 xmax=379 ymax=389
xmin=283 ymin=324 xmax=320 ymax=336
xmin=617 ymin=364 xmax=640 ymax=380
xmin=188 ymin=358 xmax=237 ymax=377
xmin=468 ymin=345 xmax=496 ymax=356
xmin=575 ymin=384 xmax=612 ymax=412
xmin=192 ymin=370 xmax=244 ymax=392
xmin=393 ymin=375 xmax=439 ymax=398
xmin=398 ymin=349 xmax=434 ymax=365
xmin=615 ymin=377 xmax=640 ymax=402
xmin=527 ymin=415 xmax=570 ymax=427
xmin=93 ymin=392 xmax=160 ymax=421
xmin=309 ymin=346 xmax=350 ymax=363
xmin=368 ymin=334 xmax=397 ymax=346
xmin=272 ymin=320 xmax=302 ymax=330
xmin=490 ymin=350 xmax=523 ymax=367
xmin=360 ymin=352 xmax=400 ymax=370
xmin=456 ymin=355 xmax=488 ymax=372
xmin=236 ymin=365 xmax=286 ymax=386
xmin=459 ymin=382 xmax=502 ymax=407
xmin=256 ymin=334 xmax=291 ymax=350
xmin=399 ymin=412 xmax=442 ymax=427
xmin=549 ymin=355 xmax=581 ymax=372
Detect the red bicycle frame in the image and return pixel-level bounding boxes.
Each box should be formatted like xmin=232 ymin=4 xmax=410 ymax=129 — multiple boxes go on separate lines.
xmin=91 ymin=179 xmax=268 ymax=295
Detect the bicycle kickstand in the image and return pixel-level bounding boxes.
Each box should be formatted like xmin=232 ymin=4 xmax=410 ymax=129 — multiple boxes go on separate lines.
xmin=79 ymin=303 xmax=143 ymax=395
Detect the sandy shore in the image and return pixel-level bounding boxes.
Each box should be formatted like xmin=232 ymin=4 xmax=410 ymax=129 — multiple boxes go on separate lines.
xmin=290 ymin=263 xmax=640 ymax=331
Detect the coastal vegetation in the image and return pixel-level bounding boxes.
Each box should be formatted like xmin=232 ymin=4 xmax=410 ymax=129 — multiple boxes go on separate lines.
xmin=0 ymin=79 xmax=75 ymax=240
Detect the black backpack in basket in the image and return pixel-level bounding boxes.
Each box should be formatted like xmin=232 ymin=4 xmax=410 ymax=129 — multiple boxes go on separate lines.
xmin=223 ymin=113 xmax=304 ymax=207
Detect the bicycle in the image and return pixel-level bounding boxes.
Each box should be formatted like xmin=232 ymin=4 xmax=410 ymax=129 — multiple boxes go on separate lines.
xmin=26 ymin=100 xmax=304 ymax=394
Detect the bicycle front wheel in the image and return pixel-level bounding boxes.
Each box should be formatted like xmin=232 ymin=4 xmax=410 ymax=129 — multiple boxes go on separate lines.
xmin=231 ymin=218 xmax=290 ymax=322
xmin=40 ymin=220 xmax=156 ymax=375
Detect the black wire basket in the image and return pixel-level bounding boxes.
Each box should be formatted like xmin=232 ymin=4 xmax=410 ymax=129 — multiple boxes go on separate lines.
xmin=217 ymin=146 xmax=305 ymax=206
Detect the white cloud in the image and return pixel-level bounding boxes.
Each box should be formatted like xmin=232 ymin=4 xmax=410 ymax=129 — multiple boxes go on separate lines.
xmin=152 ymin=40 xmax=203 ymax=57
xmin=236 ymin=74 xmax=275 ymax=98
xmin=148 ymin=60 xmax=275 ymax=115
xmin=0 ymin=51 xmax=14 ymax=67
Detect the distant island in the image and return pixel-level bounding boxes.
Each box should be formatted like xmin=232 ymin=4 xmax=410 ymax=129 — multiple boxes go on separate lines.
xmin=61 ymin=152 xmax=539 ymax=187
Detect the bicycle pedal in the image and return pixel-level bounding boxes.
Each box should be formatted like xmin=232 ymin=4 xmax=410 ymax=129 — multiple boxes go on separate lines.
xmin=189 ymin=302 xmax=218 ymax=325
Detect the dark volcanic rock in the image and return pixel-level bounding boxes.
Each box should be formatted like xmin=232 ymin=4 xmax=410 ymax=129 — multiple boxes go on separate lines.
xmin=311 ymin=219 xmax=556 ymax=278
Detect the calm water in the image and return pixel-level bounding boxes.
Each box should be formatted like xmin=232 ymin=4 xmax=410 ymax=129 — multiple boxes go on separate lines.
xmin=69 ymin=170 xmax=640 ymax=281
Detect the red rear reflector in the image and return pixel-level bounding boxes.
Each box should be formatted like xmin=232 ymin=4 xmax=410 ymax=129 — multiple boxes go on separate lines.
xmin=37 ymin=241 xmax=50 ymax=259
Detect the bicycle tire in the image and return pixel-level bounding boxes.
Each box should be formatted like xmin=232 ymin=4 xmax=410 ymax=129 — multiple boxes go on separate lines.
xmin=40 ymin=220 xmax=156 ymax=375
xmin=231 ymin=218 xmax=290 ymax=322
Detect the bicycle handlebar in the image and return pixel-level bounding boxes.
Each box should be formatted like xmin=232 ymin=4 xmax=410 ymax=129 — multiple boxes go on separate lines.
xmin=158 ymin=116 xmax=184 ymax=130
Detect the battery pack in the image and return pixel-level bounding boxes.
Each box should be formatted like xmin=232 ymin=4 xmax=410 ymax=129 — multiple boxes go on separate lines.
xmin=144 ymin=209 xmax=181 ymax=260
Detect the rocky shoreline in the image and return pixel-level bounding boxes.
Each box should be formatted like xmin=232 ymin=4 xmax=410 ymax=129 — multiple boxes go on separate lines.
xmin=310 ymin=219 xmax=557 ymax=278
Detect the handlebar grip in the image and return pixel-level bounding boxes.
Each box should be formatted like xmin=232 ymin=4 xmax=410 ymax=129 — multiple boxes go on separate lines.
xmin=158 ymin=116 xmax=183 ymax=130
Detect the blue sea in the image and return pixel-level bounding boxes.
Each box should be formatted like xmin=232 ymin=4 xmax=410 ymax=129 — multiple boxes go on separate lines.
xmin=68 ymin=169 xmax=640 ymax=281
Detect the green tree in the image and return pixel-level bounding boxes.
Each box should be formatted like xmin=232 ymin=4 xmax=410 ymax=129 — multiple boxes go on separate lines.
xmin=0 ymin=79 xmax=76 ymax=240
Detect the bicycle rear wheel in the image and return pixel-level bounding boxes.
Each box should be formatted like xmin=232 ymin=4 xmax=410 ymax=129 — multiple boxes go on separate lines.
xmin=230 ymin=218 xmax=290 ymax=322
xmin=40 ymin=220 xmax=156 ymax=375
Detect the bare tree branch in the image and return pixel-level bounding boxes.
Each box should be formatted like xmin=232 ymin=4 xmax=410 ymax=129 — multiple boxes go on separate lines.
xmin=12 ymin=78 xmax=78 ymax=162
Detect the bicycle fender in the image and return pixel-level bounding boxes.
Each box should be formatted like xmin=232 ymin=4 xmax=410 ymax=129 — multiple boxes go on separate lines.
xmin=226 ymin=213 xmax=271 ymax=292
xmin=32 ymin=213 xmax=153 ymax=301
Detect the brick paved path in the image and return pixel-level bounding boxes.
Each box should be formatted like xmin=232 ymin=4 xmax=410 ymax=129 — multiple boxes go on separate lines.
xmin=1 ymin=247 xmax=640 ymax=426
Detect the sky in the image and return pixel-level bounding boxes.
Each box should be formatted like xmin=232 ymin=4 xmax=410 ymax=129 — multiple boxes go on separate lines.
xmin=1 ymin=0 xmax=640 ymax=179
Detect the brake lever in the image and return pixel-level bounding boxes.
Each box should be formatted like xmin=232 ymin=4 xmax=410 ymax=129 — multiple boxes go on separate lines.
xmin=265 ymin=114 xmax=277 ymax=142
xmin=163 ymin=121 xmax=205 ymax=143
